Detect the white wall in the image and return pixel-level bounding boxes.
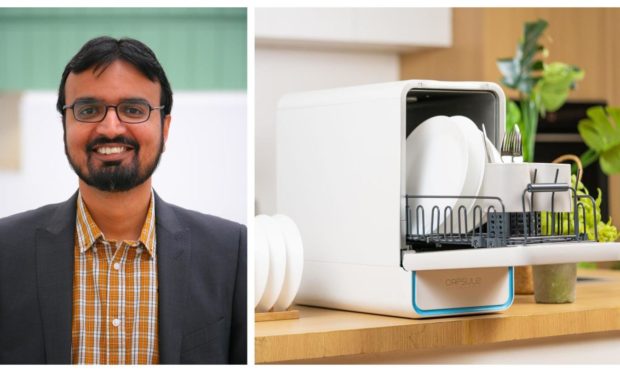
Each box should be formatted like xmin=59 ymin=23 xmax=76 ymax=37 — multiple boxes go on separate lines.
xmin=0 ymin=91 xmax=247 ymax=224
xmin=154 ymin=92 xmax=246 ymax=223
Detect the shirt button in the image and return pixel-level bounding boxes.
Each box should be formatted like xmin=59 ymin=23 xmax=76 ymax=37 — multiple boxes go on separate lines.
xmin=136 ymin=248 xmax=143 ymax=254
xmin=112 ymin=318 xmax=121 ymax=327
xmin=113 ymin=262 xmax=121 ymax=270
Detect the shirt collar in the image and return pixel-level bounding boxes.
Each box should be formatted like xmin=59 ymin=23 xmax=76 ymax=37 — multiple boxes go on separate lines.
xmin=75 ymin=191 xmax=157 ymax=257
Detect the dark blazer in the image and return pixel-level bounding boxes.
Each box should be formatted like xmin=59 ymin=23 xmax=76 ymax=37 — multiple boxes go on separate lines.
xmin=0 ymin=191 xmax=247 ymax=364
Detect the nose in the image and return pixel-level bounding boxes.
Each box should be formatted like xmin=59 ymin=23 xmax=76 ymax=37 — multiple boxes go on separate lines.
xmin=95 ymin=106 xmax=127 ymax=138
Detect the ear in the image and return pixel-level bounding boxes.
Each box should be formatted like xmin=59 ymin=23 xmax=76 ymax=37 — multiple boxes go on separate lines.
xmin=162 ymin=114 xmax=171 ymax=152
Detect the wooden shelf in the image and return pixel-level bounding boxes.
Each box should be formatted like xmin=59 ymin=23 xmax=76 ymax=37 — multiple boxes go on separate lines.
xmin=255 ymin=269 xmax=620 ymax=364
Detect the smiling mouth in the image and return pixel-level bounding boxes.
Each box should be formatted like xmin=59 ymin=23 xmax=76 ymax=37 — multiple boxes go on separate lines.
xmin=92 ymin=144 xmax=134 ymax=155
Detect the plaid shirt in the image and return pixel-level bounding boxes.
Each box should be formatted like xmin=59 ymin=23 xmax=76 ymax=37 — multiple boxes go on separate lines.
xmin=71 ymin=192 xmax=159 ymax=364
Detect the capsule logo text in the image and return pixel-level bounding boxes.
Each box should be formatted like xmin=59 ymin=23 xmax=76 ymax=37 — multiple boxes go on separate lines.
xmin=445 ymin=277 xmax=482 ymax=287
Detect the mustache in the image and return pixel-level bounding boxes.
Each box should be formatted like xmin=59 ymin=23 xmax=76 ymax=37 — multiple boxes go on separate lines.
xmin=86 ymin=136 xmax=140 ymax=152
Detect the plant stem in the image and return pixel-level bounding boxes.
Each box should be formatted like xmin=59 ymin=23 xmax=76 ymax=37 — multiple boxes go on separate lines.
xmin=520 ymin=97 xmax=539 ymax=162
xmin=579 ymin=148 xmax=600 ymax=169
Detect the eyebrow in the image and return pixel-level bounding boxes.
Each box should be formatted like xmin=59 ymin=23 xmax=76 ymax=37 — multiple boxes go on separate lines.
xmin=73 ymin=97 xmax=100 ymax=104
xmin=73 ymin=97 xmax=151 ymax=105
xmin=120 ymin=97 xmax=151 ymax=105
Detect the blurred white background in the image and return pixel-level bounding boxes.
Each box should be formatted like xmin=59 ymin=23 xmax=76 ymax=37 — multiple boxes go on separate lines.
xmin=0 ymin=91 xmax=247 ymax=224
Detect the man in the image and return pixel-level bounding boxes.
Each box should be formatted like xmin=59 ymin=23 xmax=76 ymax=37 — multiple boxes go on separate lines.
xmin=0 ymin=37 xmax=247 ymax=364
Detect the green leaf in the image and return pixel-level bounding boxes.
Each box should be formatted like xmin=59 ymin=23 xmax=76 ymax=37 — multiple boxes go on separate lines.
xmin=496 ymin=19 xmax=548 ymax=95
xmin=600 ymin=144 xmax=620 ymax=174
xmin=578 ymin=106 xmax=620 ymax=175
xmin=598 ymin=107 xmax=620 ymax=144
xmin=588 ymin=106 xmax=614 ymax=135
xmin=497 ymin=59 xmax=519 ymax=88
xmin=590 ymin=106 xmax=620 ymax=146
xmin=608 ymin=107 xmax=620 ymax=127
xmin=536 ymin=63 xmax=584 ymax=112
xmin=598 ymin=221 xmax=619 ymax=242
xmin=522 ymin=20 xmax=548 ymax=61
xmin=578 ymin=119 xmax=605 ymax=151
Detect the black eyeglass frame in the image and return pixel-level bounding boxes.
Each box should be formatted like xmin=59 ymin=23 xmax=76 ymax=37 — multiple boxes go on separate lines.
xmin=62 ymin=100 xmax=166 ymax=124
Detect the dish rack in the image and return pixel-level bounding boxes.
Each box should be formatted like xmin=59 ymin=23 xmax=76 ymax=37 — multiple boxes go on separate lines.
xmin=404 ymin=181 xmax=599 ymax=252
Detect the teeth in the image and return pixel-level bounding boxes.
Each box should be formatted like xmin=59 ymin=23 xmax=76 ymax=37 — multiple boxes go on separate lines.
xmin=96 ymin=146 xmax=126 ymax=155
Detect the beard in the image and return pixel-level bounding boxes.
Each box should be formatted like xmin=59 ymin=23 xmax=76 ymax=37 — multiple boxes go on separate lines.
xmin=65 ymin=133 xmax=164 ymax=192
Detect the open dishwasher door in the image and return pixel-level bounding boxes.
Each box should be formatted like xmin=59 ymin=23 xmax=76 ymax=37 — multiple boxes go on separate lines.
xmin=401 ymin=242 xmax=620 ymax=317
xmin=402 ymin=242 xmax=620 ymax=272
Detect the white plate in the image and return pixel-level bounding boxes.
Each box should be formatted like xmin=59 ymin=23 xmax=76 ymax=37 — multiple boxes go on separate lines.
xmin=406 ymin=115 xmax=469 ymax=234
xmin=485 ymin=136 xmax=502 ymax=163
xmin=445 ymin=116 xmax=487 ymax=233
xmin=272 ymin=215 xmax=304 ymax=311
xmin=254 ymin=221 xmax=270 ymax=307
xmin=255 ymin=215 xmax=287 ymax=312
xmin=451 ymin=115 xmax=486 ymax=198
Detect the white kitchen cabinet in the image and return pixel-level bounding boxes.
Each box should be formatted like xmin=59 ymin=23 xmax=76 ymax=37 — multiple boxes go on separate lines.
xmin=256 ymin=8 xmax=452 ymax=52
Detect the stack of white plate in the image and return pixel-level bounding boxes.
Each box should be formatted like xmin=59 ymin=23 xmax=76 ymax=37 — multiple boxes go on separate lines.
xmin=406 ymin=115 xmax=497 ymax=234
xmin=255 ymin=214 xmax=304 ymax=312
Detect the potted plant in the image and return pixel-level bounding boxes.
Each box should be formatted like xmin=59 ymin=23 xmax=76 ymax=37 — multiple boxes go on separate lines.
xmin=497 ymin=19 xmax=584 ymax=299
xmin=536 ymin=163 xmax=619 ymax=302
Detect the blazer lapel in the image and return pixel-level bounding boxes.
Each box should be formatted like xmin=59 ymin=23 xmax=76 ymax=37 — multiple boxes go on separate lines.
xmin=35 ymin=192 xmax=78 ymax=364
xmin=155 ymin=193 xmax=191 ymax=364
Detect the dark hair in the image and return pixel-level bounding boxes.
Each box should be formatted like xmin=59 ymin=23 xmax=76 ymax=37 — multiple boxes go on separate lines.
xmin=57 ymin=36 xmax=173 ymax=122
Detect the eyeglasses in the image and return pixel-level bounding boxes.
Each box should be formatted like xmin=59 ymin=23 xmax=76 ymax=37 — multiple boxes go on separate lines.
xmin=63 ymin=100 xmax=165 ymax=124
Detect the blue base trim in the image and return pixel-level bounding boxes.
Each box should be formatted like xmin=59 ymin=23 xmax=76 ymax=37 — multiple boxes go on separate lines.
xmin=411 ymin=267 xmax=514 ymax=316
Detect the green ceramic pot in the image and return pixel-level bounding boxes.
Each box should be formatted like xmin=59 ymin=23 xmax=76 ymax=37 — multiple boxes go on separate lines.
xmin=533 ymin=263 xmax=577 ymax=303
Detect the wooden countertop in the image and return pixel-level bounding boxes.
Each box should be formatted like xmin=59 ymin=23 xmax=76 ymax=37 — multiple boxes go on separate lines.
xmin=255 ymin=268 xmax=620 ymax=364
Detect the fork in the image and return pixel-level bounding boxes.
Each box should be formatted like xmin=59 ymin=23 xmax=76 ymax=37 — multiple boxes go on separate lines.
xmin=500 ymin=130 xmax=515 ymax=163
xmin=501 ymin=126 xmax=523 ymax=163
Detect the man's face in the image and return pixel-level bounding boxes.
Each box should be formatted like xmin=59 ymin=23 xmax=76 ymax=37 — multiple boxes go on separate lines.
xmin=63 ymin=60 xmax=170 ymax=192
